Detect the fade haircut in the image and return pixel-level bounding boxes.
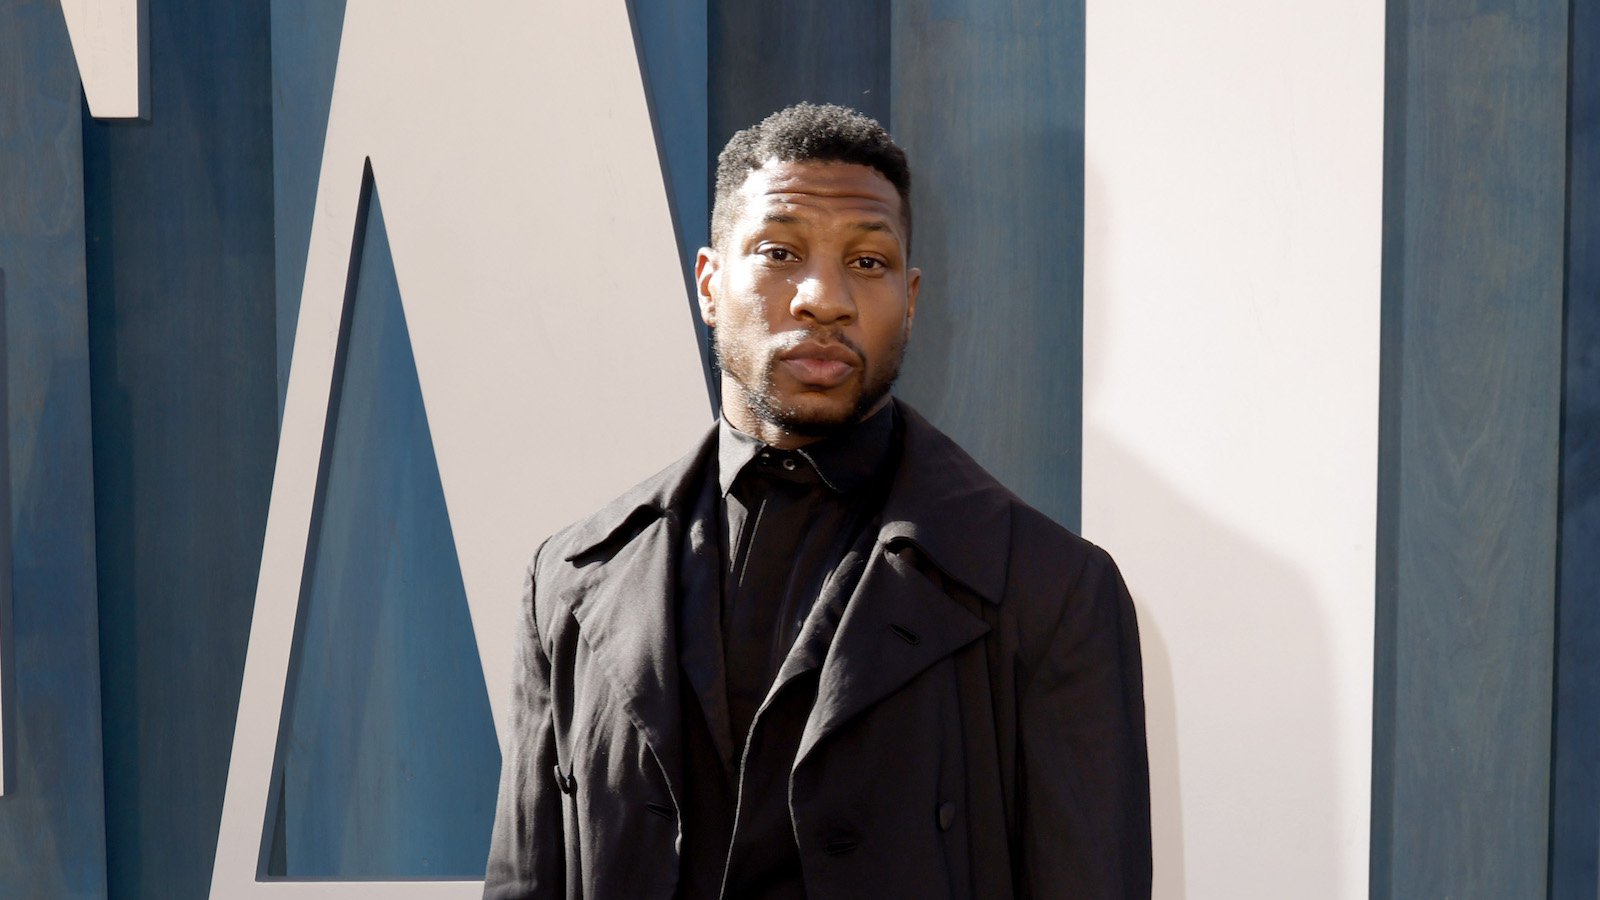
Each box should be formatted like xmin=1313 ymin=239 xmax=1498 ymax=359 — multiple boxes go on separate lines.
xmin=710 ymin=103 xmax=912 ymax=252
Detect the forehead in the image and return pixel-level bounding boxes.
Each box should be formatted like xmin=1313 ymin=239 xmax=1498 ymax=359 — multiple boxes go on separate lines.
xmin=734 ymin=160 xmax=903 ymax=232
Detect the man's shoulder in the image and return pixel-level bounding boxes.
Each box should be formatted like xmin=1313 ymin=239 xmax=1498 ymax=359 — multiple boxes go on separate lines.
xmin=890 ymin=400 xmax=1112 ymax=596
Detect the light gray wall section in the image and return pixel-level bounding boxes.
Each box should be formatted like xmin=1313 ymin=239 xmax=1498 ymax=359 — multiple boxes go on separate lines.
xmin=890 ymin=0 xmax=1085 ymax=531
xmin=1370 ymin=0 xmax=1568 ymax=895
xmin=0 ymin=0 xmax=109 ymax=896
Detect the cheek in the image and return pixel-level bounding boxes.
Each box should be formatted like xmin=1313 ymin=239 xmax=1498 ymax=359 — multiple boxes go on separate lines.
xmin=721 ymin=278 xmax=791 ymax=332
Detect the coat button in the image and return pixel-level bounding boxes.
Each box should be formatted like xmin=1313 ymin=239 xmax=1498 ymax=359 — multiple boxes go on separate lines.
xmin=938 ymin=801 xmax=956 ymax=831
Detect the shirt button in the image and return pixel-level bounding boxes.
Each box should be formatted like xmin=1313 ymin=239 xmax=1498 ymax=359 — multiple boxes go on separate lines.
xmin=782 ymin=458 xmax=797 ymax=471
xmin=938 ymin=801 xmax=956 ymax=831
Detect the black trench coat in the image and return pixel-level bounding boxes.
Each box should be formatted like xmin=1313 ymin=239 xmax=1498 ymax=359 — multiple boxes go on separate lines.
xmin=483 ymin=400 xmax=1151 ymax=899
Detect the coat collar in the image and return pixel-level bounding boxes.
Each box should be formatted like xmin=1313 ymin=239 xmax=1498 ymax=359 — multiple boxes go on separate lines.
xmin=555 ymin=399 xmax=1016 ymax=786
xmin=876 ymin=400 xmax=1012 ymax=604
xmin=562 ymin=399 xmax=1014 ymax=604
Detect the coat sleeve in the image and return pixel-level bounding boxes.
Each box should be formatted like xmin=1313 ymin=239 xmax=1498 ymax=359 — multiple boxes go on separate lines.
xmin=1016 ymin=543 xmax=1152 ymax=899
xmin=483 ymin=542 xmax=565 ymax=899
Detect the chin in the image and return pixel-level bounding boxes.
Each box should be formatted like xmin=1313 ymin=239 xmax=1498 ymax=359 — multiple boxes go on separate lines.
xmin=766 ymin=383 xmax=894 ymax=436
xmin=768 ymin=398 xmax=858 ymax=436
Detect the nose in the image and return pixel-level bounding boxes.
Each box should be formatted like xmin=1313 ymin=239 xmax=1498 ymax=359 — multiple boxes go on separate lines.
xmin=789 ymin=261 xmax=856 ymax=325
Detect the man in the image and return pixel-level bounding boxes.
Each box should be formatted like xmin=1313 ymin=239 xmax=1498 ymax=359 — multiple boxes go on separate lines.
xmin=484 ymin=103 xmax=1150 ymax=899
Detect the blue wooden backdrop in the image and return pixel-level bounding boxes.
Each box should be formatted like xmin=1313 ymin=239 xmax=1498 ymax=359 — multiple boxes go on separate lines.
xmin=1369 ymin=0 xmax=1569 ymax=896
xmin=0 ymin=1 xmax=109 ymax=897
xmin=1551 ymin=0 xmax=1600 ymax=892
xmin=80 ymin=1 xmax=279 ymax=897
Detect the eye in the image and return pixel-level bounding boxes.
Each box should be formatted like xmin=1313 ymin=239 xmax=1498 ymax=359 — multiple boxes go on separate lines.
xmin=853 ymin=256 xmax=887 ymax=271
xmin=760 ymin=246 xmax=796 ymax=262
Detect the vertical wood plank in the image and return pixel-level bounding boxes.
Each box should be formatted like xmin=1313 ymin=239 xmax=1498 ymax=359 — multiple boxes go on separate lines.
xmin=1549 ymin=0 xmax=1600 ymax=891
xmin=82 ymin=0 xmax=278 ymax=896
xmin=0 ymin=270 xmax=9 ymax=798
xmin=707 ymin=0 xmax=890 ymax=155
xmin=891 ymin=0 xmax=1085 ymax=530
xmin=0 ymin=0 xmax=110 ymax=895
xmin=1371 ymin=0 xmax=1568 ymax=895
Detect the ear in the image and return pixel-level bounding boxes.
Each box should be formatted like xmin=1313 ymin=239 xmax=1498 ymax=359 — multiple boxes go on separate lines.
xmin=695 ymin=246 xmax=720 ymax=327
xmin=904 ymin=266 xmax=920 ymax=331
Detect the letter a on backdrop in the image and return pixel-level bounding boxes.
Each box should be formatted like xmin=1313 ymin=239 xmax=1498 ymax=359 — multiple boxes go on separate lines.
xmin=209 ymin=2 xmax=709 ymax=895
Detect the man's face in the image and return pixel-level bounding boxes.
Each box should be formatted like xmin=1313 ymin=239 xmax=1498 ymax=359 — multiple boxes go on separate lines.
xmin=696 ymin=160 xmax=919 ymax=448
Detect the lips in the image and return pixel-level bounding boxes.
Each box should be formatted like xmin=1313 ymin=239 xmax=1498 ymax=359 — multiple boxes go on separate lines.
xmin=777 ymin=340 xmax=860 ymax=388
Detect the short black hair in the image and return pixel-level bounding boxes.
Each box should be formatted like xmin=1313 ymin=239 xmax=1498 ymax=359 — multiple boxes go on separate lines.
xmin=710 ymin=103 xmax=912 ymax=252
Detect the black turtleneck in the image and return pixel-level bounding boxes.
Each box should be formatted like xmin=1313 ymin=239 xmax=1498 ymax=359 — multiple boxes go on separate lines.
xmin=674 ymin=400 xmax=899 ymax=899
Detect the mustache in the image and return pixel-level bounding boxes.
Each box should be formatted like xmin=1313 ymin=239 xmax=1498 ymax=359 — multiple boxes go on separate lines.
xmin=769 ymin=328 xmax=866 ymax=361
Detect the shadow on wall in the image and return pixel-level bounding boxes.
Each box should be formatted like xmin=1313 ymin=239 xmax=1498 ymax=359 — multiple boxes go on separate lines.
xmin=1082 ymin=165 xmax=1345 ymax=899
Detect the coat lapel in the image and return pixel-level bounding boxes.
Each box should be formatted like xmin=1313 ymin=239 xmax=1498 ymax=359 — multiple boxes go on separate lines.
xmin=557 ymin=423 xmax=718 ymax=806
xmin=796 ymin=540 xmax=992 ymax=767
xmin=795 ymin=400 xmax=1017 ymax=766
xmin=565 ymin=512 xmax=686 ymax=799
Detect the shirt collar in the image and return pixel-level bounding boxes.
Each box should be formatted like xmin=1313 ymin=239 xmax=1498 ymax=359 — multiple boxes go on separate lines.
xmin=717 ymin=401 xmax=897 ymax=496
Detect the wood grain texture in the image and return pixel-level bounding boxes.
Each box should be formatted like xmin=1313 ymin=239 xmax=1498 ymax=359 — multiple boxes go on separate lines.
xmin=1371 ymin=0 xmax=1568 ymax=895
xmin=82 ymin=1 xmax=278 ymax=897
xmin=890 ymin=0 xmax=1085 ymax=531
xmin=0 ymin=1 xmax=110 ymax=896
xmin=1549 ymin=0 xmax=1600 ymax=891
xmin=708 ymin=0 xmax=890 ymax=153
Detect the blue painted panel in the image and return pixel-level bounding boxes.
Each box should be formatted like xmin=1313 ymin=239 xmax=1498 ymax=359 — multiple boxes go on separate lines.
xmin=889 ymin=0 xmax=1085 ymax=532
xmin=1550 ymin=0 xmax=1600 ymax=892
xmin=627 ymin=0 xmax=717 ymax=408
xmin=271 ymin=0 xmax=348 ymax=422
xmin=80 ymin=0 xmax=278 ymax=897
xmin=708 ymin=0 xmax=889 ymax=161
xmin=1369 ymin=0 xmax=1567 ymax=895
xmin=265 ymin=178 xmax=501 ymax=879
xmin=0 ymin=0 xmax=109 ymax=896
xmin=0 ymin=270 xmax=10 ymax=796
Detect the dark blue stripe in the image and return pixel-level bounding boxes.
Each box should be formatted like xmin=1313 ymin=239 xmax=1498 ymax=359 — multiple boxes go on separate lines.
xmin=889 ymin=0 xmax=1085 ymax=532
xmin=1550 ymin=0 xmax=1600 ymax=891
xmin=708 ymin=0 xmax=890 ymax=154
xmin=0 ymin=1 xmax=110 ymax=896
xmin=1371 ymin=0 xmax=1568 ymax=894
xmin=82 ymin=0 xmax=279 ymax=896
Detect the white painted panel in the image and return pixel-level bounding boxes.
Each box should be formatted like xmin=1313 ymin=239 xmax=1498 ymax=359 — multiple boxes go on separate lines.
xmin=57 ymin=0 xmax=146 ymax=119
xmin=1083 ymin=3 xmax=1384 ymax=897
xmin=210 ymin=0 xmax=707 ymax=894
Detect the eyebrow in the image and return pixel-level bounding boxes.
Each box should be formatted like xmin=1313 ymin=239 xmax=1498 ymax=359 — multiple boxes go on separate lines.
xmin=759 ymin=213 xmax=895 ymax=235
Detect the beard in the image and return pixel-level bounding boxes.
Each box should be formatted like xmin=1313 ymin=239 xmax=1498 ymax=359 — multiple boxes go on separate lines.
xmin=714 ymin=324 xmax=906 ymax=438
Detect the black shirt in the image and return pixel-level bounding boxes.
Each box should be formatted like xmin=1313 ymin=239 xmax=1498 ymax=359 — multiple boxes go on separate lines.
xmin=675 ymin=403 xmax=898 ymax=899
